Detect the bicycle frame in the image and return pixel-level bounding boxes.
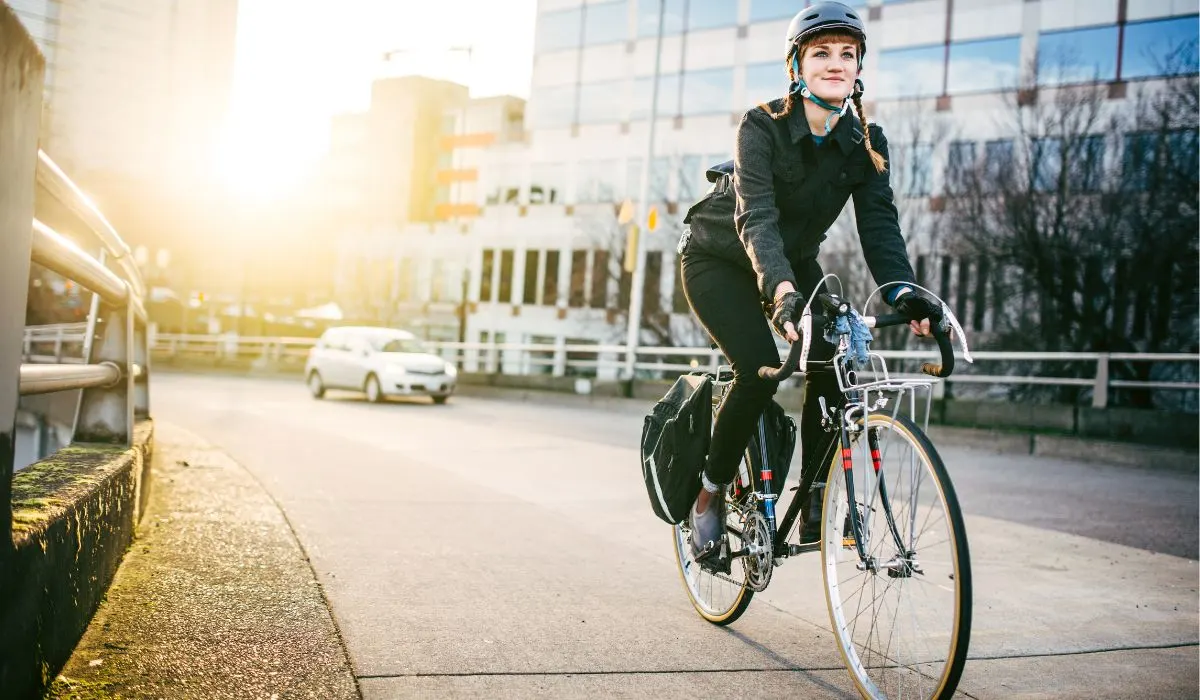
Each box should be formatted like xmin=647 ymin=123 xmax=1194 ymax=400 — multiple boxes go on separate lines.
xmin=721 ymin=339 xmax=944 ymax=570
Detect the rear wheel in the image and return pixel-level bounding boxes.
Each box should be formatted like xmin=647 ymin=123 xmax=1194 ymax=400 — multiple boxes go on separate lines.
xmin=672 ymin=459 xmax=755 ymax=626
xmin=364 ymin=374 xmax=384 ymax=403
xmin=432 ymin=394 xmax=449 ymax=405
xmin=821 ymin=413 xmax=971 ymax=699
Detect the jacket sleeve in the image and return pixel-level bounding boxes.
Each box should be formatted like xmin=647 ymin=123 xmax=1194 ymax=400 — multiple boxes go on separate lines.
xmin=733 ymin=109 xmax=796 ymax=301
xmin=852 ymin=124 xmax=917 ymax=302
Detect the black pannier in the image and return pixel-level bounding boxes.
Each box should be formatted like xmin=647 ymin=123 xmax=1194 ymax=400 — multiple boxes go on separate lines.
xmin=640 ymin=374 xmax=712 ymax=524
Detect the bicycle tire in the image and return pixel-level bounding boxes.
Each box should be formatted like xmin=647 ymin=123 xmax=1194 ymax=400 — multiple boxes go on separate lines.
xmin=821 ymin=413 xmax=972 ymax=699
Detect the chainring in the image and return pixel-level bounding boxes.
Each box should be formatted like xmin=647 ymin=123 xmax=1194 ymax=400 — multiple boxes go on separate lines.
xmin=742 ymin=510 xmax=774 ymax=592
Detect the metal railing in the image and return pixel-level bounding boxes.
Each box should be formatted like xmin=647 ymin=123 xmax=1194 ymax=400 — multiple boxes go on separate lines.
xmin=17 ymin=150 xmax=150 ymax=445
xmin=145 ymin=333 xmax=1198 ymax=409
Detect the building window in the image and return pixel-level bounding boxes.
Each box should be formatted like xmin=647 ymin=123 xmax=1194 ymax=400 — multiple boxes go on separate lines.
xmin=544 ymin=250 xmax=561 ymax=305
xmin=678 ymin=152 xmax=728 ymax=203
xmin=498 ymin=250 xmax=514 ymax=303
xmin=1070 ymin=135 xmax=1106 ymax=193
xmin=1032 ymin=138 xmax=1061 ymax=192
xmin=687 ymin=1 xmax=736 ymax=31
xmin=643 ymin=252 xmax=663 ymax=314
xmin=531 ymin=162 xmax=566 ymax=204
xmin=637 ymin=0 xmax=685 ymax=38
xmin=624 ymin=157 xmax=672 ymax=202
xmin=746 ymin=61 xmax=786 ymax=108
xmin=536 ymin=7 xmax=583 ymax=53
xmin=524 ymin=250 xmax=539 ymax=304
xmin=631 ymin=73 xmax=681 ymax=120
xmin=899 ymin=143 xmax=934 ymax=197
xmin=584 ymin=1 xmax=628 ymax=46
xmin=578 ymin=80 xmax=623 ymax=124
xmin=877 ymin=45 xmax=945 ymax=99
xmin=590 ymin=250 xmax=610 ymax=308
xmin=945 ymin=140 xmax=976 ymax=194
xmin=528 ymin=84 xmax=577 ymax=129
xmin=672 ymin=256 xmax=688 ymax=313
xmin=430 ymin=260 xmax=446 ymax=303
xmin=1033 ymin=136 xmax=1104 ymax=193
xmin=681 ymin=68 xmax=735 ymax=115
xmin=1122 ymin=17 xmax=1200 ymax=79
xmin=1037 ymin=25 xmax=1119 ymax=86
xmin=750 ymin=0 xmax=866 ymax=23
xmin=569 ymin=250 xmax=588 ymax=307
xmin=578 ymin=160 xmax=620 ymax=203
xmin=983 ymin=139 xmax=1014 ymax=189
xmin=947 ymin=37 xmax=1021 ymax=95
xmin=480 ymin=249 xmax=495 ymax=302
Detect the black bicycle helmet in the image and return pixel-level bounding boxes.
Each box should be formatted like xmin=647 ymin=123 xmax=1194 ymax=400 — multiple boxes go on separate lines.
xmin=785 ymin=1 xmax=867 ymax=63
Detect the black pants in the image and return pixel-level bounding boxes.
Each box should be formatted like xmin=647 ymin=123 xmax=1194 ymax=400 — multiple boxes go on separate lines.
xmin=681 ymin=248 xmax=840 ymax=495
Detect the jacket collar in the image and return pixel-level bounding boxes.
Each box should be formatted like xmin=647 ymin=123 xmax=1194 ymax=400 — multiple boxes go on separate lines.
xmin=787 ymin=102 xmax=864 ymax=155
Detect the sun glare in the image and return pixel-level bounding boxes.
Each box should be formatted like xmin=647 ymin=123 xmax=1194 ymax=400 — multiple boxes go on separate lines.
xmin=213 ymin=118 xmax=317 ymax=199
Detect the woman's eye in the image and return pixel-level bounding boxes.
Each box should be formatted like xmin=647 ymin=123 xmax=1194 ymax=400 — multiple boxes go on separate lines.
xmin=814 ymin=50 xmax=828 ymax=58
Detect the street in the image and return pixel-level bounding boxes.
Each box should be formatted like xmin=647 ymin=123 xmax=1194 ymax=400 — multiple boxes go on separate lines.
xmin=151 ymin=372 xmax=1199 ymax=698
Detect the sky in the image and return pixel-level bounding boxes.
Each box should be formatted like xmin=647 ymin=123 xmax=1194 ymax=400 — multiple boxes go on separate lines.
xmin=216 ymin=0 xmax=538 ymax=194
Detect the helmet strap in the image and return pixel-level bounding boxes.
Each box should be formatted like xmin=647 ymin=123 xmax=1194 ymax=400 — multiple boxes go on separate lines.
xmin=791 ymin=78 xmax=851 ymax=135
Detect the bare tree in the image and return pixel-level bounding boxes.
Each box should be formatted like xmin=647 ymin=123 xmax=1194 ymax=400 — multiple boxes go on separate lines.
xmin=943 ymin=47 xmax=1199 ymax=406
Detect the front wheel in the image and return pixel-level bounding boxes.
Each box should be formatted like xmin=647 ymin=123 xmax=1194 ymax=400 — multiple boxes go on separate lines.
xmin=821 ymin=413 xmax=972 ymax=699
xmin=307 ymin=371 xmax=325 ymax=399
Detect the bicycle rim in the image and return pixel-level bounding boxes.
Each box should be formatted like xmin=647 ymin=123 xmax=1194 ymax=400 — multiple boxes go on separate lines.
xmin=672 ymin=485 xmax=754 ymax=625
xmin=821 ymin=413 xmax=972 ymax=699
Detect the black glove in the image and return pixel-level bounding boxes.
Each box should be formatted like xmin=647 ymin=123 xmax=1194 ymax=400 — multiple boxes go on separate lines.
xmin=769 ymin=291 xmax=804 ymax=339
xmin=893 ymin=288 xmax=942 ymax=324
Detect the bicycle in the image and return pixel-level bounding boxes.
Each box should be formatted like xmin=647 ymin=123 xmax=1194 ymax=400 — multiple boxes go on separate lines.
xmin=671 ymin=280 xmax=974 ymax=700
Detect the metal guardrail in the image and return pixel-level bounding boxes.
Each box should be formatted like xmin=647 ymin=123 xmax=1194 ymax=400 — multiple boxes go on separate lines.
xmin=145 ymin=333 xmax=1198 ymax=409
xmin=17 ymin=151 xmax=150 ymax=446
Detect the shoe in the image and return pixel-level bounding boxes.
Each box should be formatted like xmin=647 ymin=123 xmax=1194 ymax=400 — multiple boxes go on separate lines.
xmin=688 ymin=492 xmax=726 ymax=563
xmin=799 ymin=485 xmax=823 ymax=545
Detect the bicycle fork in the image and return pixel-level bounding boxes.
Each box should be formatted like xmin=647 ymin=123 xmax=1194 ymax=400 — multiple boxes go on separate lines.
xmin=843 ymin=424 xmax=915 ymax=573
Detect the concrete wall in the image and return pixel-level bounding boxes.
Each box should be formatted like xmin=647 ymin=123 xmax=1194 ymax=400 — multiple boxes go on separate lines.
xmin=0 ymin=421 xmax=154 ymax=697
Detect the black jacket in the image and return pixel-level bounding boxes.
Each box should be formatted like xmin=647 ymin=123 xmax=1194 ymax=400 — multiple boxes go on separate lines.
xmin=694 ymin=96 xmax=917 ymax=301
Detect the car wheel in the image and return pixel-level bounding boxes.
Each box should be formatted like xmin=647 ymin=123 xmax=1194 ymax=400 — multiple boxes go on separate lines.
xmin=365 ymin=374 xmax=384 ymax=403
xmin=308 ymin=371 xmax=325 ymax=399
xmin=432 ymin=394 xmax=449 ymax=405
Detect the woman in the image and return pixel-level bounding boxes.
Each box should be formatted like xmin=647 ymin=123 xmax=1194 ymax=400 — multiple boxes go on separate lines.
xmin=679 ymin=1 xmax=941 ymax=562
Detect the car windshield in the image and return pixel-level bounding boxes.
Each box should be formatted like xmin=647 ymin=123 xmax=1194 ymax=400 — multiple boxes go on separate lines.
xmin=373 ymin=336 xmax=425 ymax=353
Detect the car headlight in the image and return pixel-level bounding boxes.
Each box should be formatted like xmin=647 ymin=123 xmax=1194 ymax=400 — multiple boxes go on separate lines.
xmin=444 ymin=363 xmax=457 ymax=377
xmin=386 ymin=363 xmax=407 ymax=376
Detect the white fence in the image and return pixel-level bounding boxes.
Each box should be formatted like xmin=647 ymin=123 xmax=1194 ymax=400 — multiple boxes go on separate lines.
xmin=137 ymin=333 xmax=1200 ymax=410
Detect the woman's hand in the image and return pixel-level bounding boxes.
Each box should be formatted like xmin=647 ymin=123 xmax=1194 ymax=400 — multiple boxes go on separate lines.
xmin=770 ymin=291 xmax=803 ymax=343
xmin=893 ymin=288 xmax=942 ymax=338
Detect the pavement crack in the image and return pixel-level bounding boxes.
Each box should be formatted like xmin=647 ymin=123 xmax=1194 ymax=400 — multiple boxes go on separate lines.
xmin=966 ymin=639 xmax=1200 ymax=662
xmin=358 ymin=667 xmax=849 ymax=679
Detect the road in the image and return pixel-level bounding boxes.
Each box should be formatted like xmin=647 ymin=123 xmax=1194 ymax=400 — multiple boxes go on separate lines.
xmin=152 ymin=373 xmax=1198 ymax=698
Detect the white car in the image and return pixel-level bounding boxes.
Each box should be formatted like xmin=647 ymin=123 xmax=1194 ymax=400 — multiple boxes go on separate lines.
xmin=304 ymin=326 xmax=457 ymax=404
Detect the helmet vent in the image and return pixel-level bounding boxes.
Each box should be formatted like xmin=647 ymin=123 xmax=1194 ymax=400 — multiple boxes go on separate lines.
xmin=803 ymin=12 xmax=820 ymax=20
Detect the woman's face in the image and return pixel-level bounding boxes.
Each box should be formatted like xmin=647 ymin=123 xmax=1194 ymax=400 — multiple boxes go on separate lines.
xmin=799 ymin=36 xmax=860 ymax=103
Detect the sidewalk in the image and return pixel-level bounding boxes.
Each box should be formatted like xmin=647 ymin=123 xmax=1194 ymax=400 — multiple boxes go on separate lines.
xmin=46 ymin=422 xmax=359 ymax=700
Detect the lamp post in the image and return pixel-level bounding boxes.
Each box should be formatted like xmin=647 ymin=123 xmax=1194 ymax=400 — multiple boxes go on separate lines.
xmin=623 ymin=0 xmax=668 ymax=381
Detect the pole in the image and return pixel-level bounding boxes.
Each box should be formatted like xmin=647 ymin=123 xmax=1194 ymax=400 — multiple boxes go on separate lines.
xmin=457 ymin=267 xmax=469 ymax=369
xmin=623 ymin=0 xmax=667 ymax=380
